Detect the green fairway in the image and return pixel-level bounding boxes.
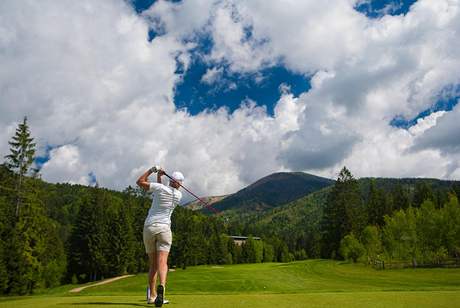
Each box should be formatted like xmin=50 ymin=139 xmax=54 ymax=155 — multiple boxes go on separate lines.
xmin=1 ymin=260 xmax=460 ymax=307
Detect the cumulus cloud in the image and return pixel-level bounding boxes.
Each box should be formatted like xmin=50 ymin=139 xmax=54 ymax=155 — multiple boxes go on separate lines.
xmin=40 ymin=145 xmax=92 ymax=185
xmin=1 ymin=0 xmax=460 ymax=201
xmin=411 ymin=101 xmax=460 ymax=155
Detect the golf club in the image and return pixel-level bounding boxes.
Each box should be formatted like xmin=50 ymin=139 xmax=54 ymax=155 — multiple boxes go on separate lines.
xmin=151 ymin=166 xmax=220 ymax=214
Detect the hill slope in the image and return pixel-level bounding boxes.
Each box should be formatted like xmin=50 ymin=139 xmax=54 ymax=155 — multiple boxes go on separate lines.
xmin=209 ymin=172 xmax=334 ymax=213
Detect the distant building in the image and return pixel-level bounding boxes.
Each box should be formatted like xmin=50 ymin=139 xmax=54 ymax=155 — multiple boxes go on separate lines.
xmin=228 ymin=235 xmax=261 ymax=246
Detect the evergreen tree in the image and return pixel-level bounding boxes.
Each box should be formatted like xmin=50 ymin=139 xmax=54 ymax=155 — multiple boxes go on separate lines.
xmin=412 ymin=182 xmax=434 ymax=208
xmin=243 ymin=237 xmax=263 ymax=263
xmin=105 ymin=196 xmax=135 ymax=276
xmin=227 ymin=237 xmax=237 ymax=263
xmin=4 ymin=116 xmax=36 ymax=217
xmin=366 ymin=180 xmax=388 ymax=226
xmin=124 ymin=186 xmax=150 ymax=273
xmin=321 ymin=167 xmax=366 ymax=258
xmin=391 ymin=183 xmax=410 ymax=211
xmin=7 ymin=180 xmax=52 ymax=294
xmin=451 ymin=183 xmax=460 ymax=200
xmin=69 ymin=189 xmax=108 ymax=282
xmin=40 ymin=218 xmax=67 ymax=288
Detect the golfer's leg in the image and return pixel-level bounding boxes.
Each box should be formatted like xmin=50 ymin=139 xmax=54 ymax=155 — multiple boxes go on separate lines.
xmin=157 ymin=250 xmax=169 ymax=286
xmin=148 ymin=251 xmax=158 ymax=298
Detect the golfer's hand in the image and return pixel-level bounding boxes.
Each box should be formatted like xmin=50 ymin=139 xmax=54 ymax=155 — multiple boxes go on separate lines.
xmin=158 ymin=169 xmax=165 ymax=176
xmin=149 ymin=165 xmax=161 ymax=173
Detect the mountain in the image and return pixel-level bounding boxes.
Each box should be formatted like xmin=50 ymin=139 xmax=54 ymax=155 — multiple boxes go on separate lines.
xmin=207 ymin=172 xmax=335 ymax=213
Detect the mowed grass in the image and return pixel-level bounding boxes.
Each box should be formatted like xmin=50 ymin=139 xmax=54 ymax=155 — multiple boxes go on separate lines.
xmin=1 ymin=260 xmax=460 ymax=307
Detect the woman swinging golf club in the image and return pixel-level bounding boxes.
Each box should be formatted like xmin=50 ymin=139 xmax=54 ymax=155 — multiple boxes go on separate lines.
xmin=137 ymin=165 xmax=184 ymax=306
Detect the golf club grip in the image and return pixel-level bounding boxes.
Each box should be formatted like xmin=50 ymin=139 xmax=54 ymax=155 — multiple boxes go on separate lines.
xmin=163 ymin=171 xmax=219 ymax=213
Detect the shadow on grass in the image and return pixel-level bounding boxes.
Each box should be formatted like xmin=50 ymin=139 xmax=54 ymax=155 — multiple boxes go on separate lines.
xmin=70 ymin=302 xmax=149 ymax=307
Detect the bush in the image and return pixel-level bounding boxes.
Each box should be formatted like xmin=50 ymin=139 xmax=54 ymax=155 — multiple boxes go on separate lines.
xmin=340 ymin=233 xmax=365 ymax=262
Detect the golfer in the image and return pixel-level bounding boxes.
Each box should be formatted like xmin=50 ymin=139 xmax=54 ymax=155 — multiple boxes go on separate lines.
xmin=136 ymin=166 xmax=184 ymax=306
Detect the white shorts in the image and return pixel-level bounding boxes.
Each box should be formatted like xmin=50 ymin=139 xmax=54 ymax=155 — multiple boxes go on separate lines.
xmin=143 ymin=223 xmax=172 ymax=253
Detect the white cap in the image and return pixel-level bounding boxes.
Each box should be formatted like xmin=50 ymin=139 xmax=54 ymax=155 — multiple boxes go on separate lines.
xmin=171 ymin=171 xmax=184 ymax=182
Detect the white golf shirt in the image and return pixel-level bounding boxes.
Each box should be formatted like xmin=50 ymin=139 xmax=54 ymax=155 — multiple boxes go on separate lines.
xmin=144 ymin=182 xmax=182 ymax=227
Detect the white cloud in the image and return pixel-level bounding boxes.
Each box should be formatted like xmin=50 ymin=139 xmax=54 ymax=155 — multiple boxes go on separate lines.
xmin=201 ymin=67 xmax=223 ymax=85
xmin=411 ymin=101 xmax=460 ymax=155
xmin=40 ymin=145 xmax=92 ymax=185
xmin=408 ymin=110 xmax=446 ymax=136
xmin=1 ymin=0 xmax=460 ymax=203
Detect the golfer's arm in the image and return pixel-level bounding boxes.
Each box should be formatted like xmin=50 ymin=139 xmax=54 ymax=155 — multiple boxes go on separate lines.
xmin=157 ymin=172 xmax=162 ymax=183
xmin=136 ymin=169 xmax=153 ymax=191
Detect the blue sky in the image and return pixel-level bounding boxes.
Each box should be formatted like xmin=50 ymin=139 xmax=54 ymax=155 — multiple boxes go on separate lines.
xmin=131 ymin=0 xmax=432 ymax=118
xmin=174 ymin=62 xmax=311 ymax=116
xmin=391 ymin=85 xmax=460 ymax=129
xmin=355 ymin=0 xmax=418 ymax=18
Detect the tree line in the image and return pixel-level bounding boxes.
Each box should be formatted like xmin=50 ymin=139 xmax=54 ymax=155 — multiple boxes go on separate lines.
xmin=323 ymin=167 xmax=460 ymax=267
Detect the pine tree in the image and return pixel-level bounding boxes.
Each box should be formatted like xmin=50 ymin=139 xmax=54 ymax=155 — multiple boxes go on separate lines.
xmin=367 ymin=180 xmax=388 ymax=226
xmin=321 ymin=167 xmax=366 ymax=258
xmin=69 ymin=189 xmax=108 ymax=282
xmin=4 ymin=116 xmax=36 ymax=217
xmin=105 ymin=196 xmax=135 ymax=276
xmin=7 ymin=181 xmax=50 ymax=294
xmin=412 ymin=182 xmax=434 ymax=208
xmin=391 ymin=183 xmax=410 ymax=211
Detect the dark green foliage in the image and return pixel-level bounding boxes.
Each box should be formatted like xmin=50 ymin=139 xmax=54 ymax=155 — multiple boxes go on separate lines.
xmin=4 ymin=117 xmax=36 ymax=176
xmin=241 ymin=236 xmax=263 ymax=263
xmin=412 ymin=182 xmax=435 ymax=208
xmin=321 ymin=167 xmax=366 ymax=258
xmin=391 ymin=184 xmax=410 ymax=211
xmin=4 ymin=117 xmax=37 ymax=217
xmin=366 ymin=180 xmax=391 ymax=226
xmin=7 ymin=179 xmax=65 ymax=294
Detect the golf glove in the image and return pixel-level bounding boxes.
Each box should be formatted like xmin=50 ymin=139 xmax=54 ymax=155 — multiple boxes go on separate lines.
xmin=149 ymin=165 xmax=162 ymax=173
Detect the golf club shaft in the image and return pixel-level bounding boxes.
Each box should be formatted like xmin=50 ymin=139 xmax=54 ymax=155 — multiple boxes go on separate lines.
xmin=162 ymin=171 xmax=219 ymax=214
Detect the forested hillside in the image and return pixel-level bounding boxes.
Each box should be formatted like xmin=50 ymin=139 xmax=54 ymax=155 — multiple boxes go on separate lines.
xmin=208 ymin=172 xmax=334 ymax=214
xmin=228 ymin=169 xmax=460 ymax=262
